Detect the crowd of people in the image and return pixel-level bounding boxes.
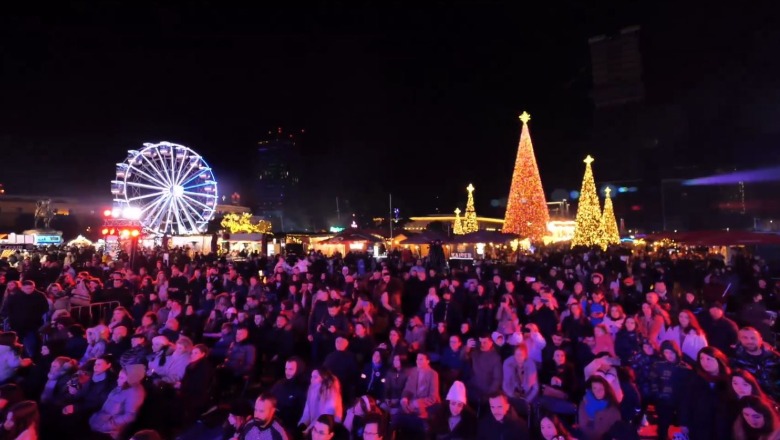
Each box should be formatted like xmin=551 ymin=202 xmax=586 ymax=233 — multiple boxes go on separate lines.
xmin=0 ymin=243 xmax=778 ymax=440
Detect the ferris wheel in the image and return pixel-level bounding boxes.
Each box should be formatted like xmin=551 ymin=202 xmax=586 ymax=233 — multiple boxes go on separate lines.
xmin=111 ymin=142 xmax=218 ymax=235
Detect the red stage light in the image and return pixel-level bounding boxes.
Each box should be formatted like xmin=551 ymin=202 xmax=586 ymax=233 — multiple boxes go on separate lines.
xmin=103 ymin=209 xmax=113 ymax=217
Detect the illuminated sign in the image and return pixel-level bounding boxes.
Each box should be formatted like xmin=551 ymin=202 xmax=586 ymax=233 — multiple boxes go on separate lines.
xmin=450 ymin=252 xmax=473 ymax=260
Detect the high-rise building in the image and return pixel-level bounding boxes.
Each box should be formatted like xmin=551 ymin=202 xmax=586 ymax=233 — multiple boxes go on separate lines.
xmin=254 ymin=127 xmax=303 ymax=231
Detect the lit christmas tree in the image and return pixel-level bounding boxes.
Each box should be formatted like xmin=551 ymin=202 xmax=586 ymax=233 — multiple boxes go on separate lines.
xmin=598 ymin=187 xmax=621 ymax=249
xmin=453 ymin=208 xmax=464 ymax=235
xmin=571 ymin=155 xmax=602 ymax=247
xmin=464 ymin=183 xmax=479 ymax=233
xmin=503 ymin=111 xmax=549 ymax=241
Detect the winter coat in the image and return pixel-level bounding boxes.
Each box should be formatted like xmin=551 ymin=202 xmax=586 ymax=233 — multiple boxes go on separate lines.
xmin=0 ymin=345 xmax=21 ymax=383
xmin=429 ymin=403 xmax=478 ymax=440
xmin=89 ymin=383 xmax=146 ymax=439
xmin=466 ymin=348 xmax=502 ymax=402
xmin=661 ymin=326 xmax=708 ymax=365
xmin=299 ymin=383 xmax=343 ymax=426
xmin=577 ymin=400 xmax=621 ymax=440
xmin=225 ymin=340 xmax=256 ymax=376
xmin=679 ymin=372 xmax=732 ymax=440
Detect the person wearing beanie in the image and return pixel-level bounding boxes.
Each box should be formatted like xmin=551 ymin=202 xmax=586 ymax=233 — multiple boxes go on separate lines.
xmin=227 ymin=398 xmax=255 ymax=439
xmin=429 ymin=380 xmax=478 ymax=439
xmin=89 ymin=364 xmax=147 ymax=439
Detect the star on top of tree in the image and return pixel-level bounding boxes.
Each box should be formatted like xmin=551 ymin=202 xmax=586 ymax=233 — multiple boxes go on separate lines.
xmin=467 ymin=183 xmax=475 ymax=193
xmin=519 ymin=111 xmax=531 ymax=124
xmin=584 ymin=155 xmax=594 ymax=165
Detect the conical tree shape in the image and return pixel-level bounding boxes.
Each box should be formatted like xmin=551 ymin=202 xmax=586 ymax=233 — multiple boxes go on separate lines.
xmin=503 ymin=112 xmax=549 ymax=240
xmin=453 ymin=208 xmax=464 ymax=235
xmin=464 ymin=184 xmax=479 ymax=233
xmin=598 ymin=187 xmax=621 ymax=250
xmin=571 ymin=155 xmax=602 ymax=247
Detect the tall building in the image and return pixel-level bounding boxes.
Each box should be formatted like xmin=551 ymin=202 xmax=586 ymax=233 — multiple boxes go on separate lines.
xmin=254 ymin=127 xmax=303 ymax=231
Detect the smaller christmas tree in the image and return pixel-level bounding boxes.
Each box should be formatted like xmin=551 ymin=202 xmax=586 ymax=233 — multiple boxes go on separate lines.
xmin=464 ymin=183 xmax=479 ymax=233
xmin=571 ymin=155 xmax=602 ymax=248
xmin=598 ymin=187 xmax=621 ymax=250
xmin=453 ymin=208 xmax=464 ymax=235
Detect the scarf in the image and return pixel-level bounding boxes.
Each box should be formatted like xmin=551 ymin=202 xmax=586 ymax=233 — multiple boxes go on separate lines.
xmin=583 ymin=389 xmax=609 ymax=420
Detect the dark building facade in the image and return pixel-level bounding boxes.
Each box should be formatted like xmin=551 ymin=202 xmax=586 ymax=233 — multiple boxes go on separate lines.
xmin=254 ymin=128 xmax=303 ymax=231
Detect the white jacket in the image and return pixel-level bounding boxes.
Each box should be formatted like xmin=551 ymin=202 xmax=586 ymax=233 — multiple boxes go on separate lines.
xmin=661 ymin=326 xmax=708 ymax=362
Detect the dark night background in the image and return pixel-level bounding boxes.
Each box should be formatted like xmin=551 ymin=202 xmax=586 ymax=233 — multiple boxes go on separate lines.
xmin=1 ymin=1 xmax=779 ymax=229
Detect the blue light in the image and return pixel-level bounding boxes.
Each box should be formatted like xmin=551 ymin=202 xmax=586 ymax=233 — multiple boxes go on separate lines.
xmin=618 ymin=187 xmax=628 ymax=193
xmin=569 ymin=191 xmax=580 ymax=200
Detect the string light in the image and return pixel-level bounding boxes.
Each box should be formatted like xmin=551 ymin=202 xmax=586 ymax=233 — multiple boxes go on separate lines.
xmin=598 ymin=187 xmax=620 ymax=249
xmin=463 ymin=184 xmax=479 ymax=233
xmin=571 ymin=155 xmax=602 ymax=247
xmin=453 ymin=208 xmax=464 ymax=235
xmin=503 ymin=111 xmax=549 ymax=240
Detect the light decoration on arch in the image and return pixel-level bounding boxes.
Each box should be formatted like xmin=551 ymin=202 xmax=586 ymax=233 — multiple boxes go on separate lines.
xmin=112 ymin=141 xmax=218 ymax=235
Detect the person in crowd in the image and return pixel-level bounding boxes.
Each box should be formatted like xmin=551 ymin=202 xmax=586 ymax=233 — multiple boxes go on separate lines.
xmin=577 ymin=376 xmax=621 ymax=440
xmin=361 ymin=413 xmax=385 ymax=440
xmin=343 ymin=395 xmax=384 ymax=440
xmin=178 ymin=344 xmax=214 ymax=428
xmin=464 ymin=332 xmax=502 ymax=413
xmin=732 ymin=395 xmax=780 ymax=440
xmin=382 ymin=354 xmax=409 ymax=415
xmin=2 ymin=400 xmax=39 ymax=440
xmin=502 ymin=343 xmax=538 ymax=414
xmin=4 ymin=280 xmax=49 ymax=358
xmin=88 ymin=364 xmax=146 ymax=439
xmin=650 ymin=340 xmax=691 ymax=440
xmin=240 ymin=393 xmax=289 ymax=440
xmin=299 ymin=368 xmax=343 ymax=435
xmin=537 ymin=413 xmax=574 ymax=440
xmin=679 ymin=346 xmax=733 ymax=440
xmin=270 ymin=357 xmax=308 ymax=435
xmin=661 ymin=309 xmax=708 ymax=365
xmin=476 ymin=391 xmax=529 ymax=440
xmin=428 ymin=381 xmax=477 ymax=440
xmin=731 ymin=327 xmax=780 ymax=402
xmin=149 ymin=335 xmax=191 ymax=387
xmin=225 ymin=398 xmax=255 ymax=440
xmin=0 ymin=332 xmax=23 ymax=385
xmin=703 ymin=302 xmax=740 ymax=353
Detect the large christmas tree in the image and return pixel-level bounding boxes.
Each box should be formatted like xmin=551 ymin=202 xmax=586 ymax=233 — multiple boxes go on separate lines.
xmin=453 ymin=208 xmax=464 ymax=235
xmin=503 ymin=111 xmax=549 ymax=241
xmin=571 ymin=155 xmax=602 ymax=247
xmin=598 ymin=186 xmax=621 ymax=249
xmin=464 ymin=183 xmax=479 ymax=234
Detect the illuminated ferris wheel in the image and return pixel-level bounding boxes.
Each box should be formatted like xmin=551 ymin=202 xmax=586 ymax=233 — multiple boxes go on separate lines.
xmin=111 ymin=142 xmax=218 ymax=235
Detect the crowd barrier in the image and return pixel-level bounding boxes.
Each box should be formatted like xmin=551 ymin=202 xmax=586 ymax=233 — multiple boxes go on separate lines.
xmin=70 ymin=301 xmax=121 ymax=327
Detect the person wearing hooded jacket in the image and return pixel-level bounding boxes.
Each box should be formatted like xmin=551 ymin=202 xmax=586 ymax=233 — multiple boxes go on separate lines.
xmin=649 ymin=340 xmax=691 ymax=440
xmin=679 ymin=346 xmax=733 ymax=440
xmin=89 ymin=363 xmax=147 ymax=439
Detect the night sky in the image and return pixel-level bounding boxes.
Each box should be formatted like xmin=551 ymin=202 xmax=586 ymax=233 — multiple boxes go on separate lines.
xmin=1 ymin=2 xmax=778 ymax=224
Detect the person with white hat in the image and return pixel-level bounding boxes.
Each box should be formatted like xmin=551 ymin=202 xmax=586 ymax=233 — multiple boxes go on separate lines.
xmin=428 ymin=381 xmax=478 ymax=439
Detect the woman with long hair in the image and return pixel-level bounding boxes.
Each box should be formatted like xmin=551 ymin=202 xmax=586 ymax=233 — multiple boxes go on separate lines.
xmin=732 ymin=395 xmax=780 ymax=440
xmin=577 ymin=376 xmax=621 ymax=440
xmin=602 ymin=304 xmax=626 ymax=339
xmin=299 ymin=367 xmax=343 ymax=435
xmin=615 ymin=315 xmax=642 ymax=364
xmin=2 ymin=400 xmax=39 ymax=440
xmin=662 ymin=309 xmax=708 ymax=365
xmin=679 ymin=346 xmax=733 ymax=440
xmin=731 ymin=369 xmax=771 ymax=401
xmin=538 ymin=413 xmax=574 ymax=440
